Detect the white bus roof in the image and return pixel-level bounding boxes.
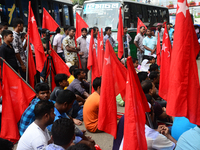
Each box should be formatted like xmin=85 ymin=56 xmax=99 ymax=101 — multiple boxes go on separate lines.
xmin=53 ymin=0 xmax=73 ymax=4
xmin=83 ymin=0 xmax=168 ymax=9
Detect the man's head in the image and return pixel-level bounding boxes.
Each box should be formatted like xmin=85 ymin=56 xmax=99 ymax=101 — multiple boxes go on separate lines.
xmin=149 ymin=64 xmax=158 ymax=72
xmin=0 ymin=138 xmax=13 ymax=150
xmin=69 ymin=65 xmax=78 ymax=76
xmin=74 ymin=69 xmax=85 ymax=80
xmin=68 ymin=27 xmax=76 ymax=37
xmin=64 ymin=25 xmax=70 ymax=35
xmin=157 ymin=23 xmax=162 ymax=30
xmin=105 ymin=27 xmax=111 ymax=36
xmin=56 ymin=90 xmax=76 ymax=113
xmin=123 ymin=27 xmax=128 ymax=34
xmin=149 ymin=71 xmax=160 ymax=85
xmin=12 ymin=18 xmax=24 ymax=32
xmin=52 ymin=118 xmax=75 ymax=149
xmin=146 ymin=29 xmax=152 ymax=36
xmin=88 ymin=28 xmax=93 ymax=35
xmin=0 ymin=22 xmax=8 ymax=34
xmin=132 ymin=58 xmax=139 ymax=68
xmin=41 ymin=28 xmax=47 ymax=37
xmin=149 ymin=56 xmax=156 ymax=64
xmin=1 ymin=30 xmax=13 ymax=43
xmin=81 ymin=28 xmax=87 ymax=38
xmin=34 ymin=100 xmax=55 ymax=126
xmin=93 ymin=27 xmax=99 ymax=37
xmin=55 ymin=74 xmax=69 ymax=88
xmin=141 ymin=80 xmax=156 ymax=96
xmin=56 ymin=27 xmax=61 ymax=34
xmin=137 ymin=72 xmax=148 ymax=83
xmin=35 ymin=83 xmax=50 ymax=100
xmin=140 ymin=26 xmax=146 ymax=34
xmin=67 ymin=144 xmax=92 ymax=150
xmin=93 ymin=77 xmax=101 ymax=94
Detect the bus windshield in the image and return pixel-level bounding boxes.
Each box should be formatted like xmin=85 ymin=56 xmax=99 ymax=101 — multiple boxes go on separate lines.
xmin=82 ymin=1 xmax=120 ymax=30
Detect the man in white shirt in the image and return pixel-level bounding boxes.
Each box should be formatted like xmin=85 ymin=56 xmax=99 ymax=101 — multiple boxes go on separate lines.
xmin=17 ymin=100 xmax=55 ymax=150
xmin=53 ymin=27 xmax=65 ymax=62
xmin=155 ymin=23 xmax=164 ymax=43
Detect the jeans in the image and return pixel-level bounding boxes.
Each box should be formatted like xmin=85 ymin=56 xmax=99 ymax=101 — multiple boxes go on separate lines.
xmin=67 ymin=100 xmax=83 ymax=121
xmin=137 ymin=51 xmax=143 ymax=64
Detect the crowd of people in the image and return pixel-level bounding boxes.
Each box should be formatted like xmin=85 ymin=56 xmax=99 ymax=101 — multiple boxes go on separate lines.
xmin=0 ymin=16 xmax=199 ymax=150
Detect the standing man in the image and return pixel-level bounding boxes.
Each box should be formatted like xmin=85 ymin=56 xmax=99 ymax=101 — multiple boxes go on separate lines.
xmin=12 ymin=18 xmax=27 ymax=80
xmin=143 ymin=28 xmax=157 ymax=59
xmin=155 ymin=23 xmax=164 ymax=43
xmin=77 ymin=28 xmax=88 ymax=75
xmin=63 ymin=27 xmax=80 ymax=66
xmin=0 ymin=22 xmax=8 ymax=46
xmin=103 ymin=27 xmax=115 ymax=48
xmin=123 ymin=27 xmax=132 ymax=58
xmin=86 ymin=27 xmax=98 ymax=54
xmin=134 ymin=26 xmax=146 ymax=64
xmin=53 ymin=27 xmax=65 ymax=62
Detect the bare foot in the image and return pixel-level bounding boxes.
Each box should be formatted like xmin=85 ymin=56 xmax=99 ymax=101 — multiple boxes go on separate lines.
xmin=73 ymin=118 xmax=82 ymax=125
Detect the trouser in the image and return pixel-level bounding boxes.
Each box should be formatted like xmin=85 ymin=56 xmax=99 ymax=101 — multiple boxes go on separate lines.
xmin=121 ymin=48 xmax=128 ymax=59
xmin=57 ymin=52 xmax=65 ymax=62
xmin=67 ymin=100 xmax=83 ymax=121
xmin=80 ymin=57 xmax=88 ymax=76
xmin=137 ymin=51 xmax=143 ymax=64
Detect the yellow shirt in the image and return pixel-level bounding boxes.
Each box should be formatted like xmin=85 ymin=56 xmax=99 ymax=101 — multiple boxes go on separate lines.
xmin=64 ymin=75 xmax=75 ymax=90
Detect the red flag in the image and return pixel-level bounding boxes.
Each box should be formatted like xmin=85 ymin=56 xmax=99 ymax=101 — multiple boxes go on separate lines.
xmin=166 ymin=0 xmax=200 ymax=125
xmin=75 ymin=12 xmax=89 ymax=40
xmin=98 ymin=40 xmax=127 ymax=138
xmin=97 ymin=29 xmax=104 ymax=76
xmin=137 ymin=17 xmax=147 ymax=34
xmin=28 ymin=2 xmax=46 ymax=72
xmin=159 ymin=25 xmax=172 ymax=100
xmin=156 ymin=32 xmax=161 ymax=66
xmin=42 ymin=8 xmax=59 ymax=32
xmin=0 ymin=61 xmax=36 ymax=142
xmin=28 ymin=44 xmax=36 ymax=88
xmin=117 ymin=7 xmax=124 ymax=59
xmin=123 ymin=57 xmax=150 ymax=150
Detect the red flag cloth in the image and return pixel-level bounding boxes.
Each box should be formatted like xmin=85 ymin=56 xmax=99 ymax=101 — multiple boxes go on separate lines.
xmin=98 ymin=40 xmax=127 ymax=138
xmin=0 ymin=61 xmax=36 ymax=143
xmin=123 ymin=57 xmax=150 ymax=150
xmin=117 ymin=7 xmax=124 ymax=59
xmin=42 ymin=8 xmax=59 ymax=32
xmin=166 ymin=0 xmax=200 ymax=125
xmin=158 ymin=25 xmax=172 ymax=100
xmin=28 ymin=44 xmax=36 ymax=88
xmin=97 ymin=29 xmax=104 ymax=76
xmin=28 ymin=2 xmax=46 ymax=72
xmin=156 ymin=32 xmax=161 ymax=66
xmin=137 ymin=17 xmax=147 ymax=34
xmin=75 ymin=12 xmax=89 ymax=40
xmin=87 ymin=30 xmax=100 ymax=92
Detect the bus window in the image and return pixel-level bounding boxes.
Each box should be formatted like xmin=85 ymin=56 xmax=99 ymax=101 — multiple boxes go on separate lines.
xmin=0 ymin=1 xmax=8 ymax=24
xmin=147 ymin=6 xmax=152 ymax=23
xmin=142 ymin=5 xmax=148 ymax=22
xmin=136 ymin=4 xmax=143 ymax=21
xmin=20 ymin=0 xmax=29 ymax=26
xmin=59 ymin=4 xmax=63 ymax=26
xmin=53 ymin=2 xmax=61 ymax=26
xmin=63 ymin=4 xmax=70 ymax=25
xmin=41 ymin=0 xmax=49 ymax=11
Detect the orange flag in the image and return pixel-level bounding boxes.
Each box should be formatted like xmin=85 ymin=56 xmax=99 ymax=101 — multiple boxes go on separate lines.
xmin=123 ymin=57 xmax=150 ymax=150
xmin=137 ymin=17 xmax=147 ymax=34
xmin=166 ymin=0 xmax=200 ymax=125
xmin=156 ymin=32 xmax=161 ymax=66
xmin=0 ymin=61 xmax=36 ymax=142
xmin=117 ymin=7 xmax=124 ymax=59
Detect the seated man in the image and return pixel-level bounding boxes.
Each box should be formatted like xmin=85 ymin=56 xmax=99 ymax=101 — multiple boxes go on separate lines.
xmin=175 ymin=125 xmax=200 ymax=150
xmin=137 ymin=71 xmax=149 ymax=83
xmin=68 ymin=65 xmax=78 ymax=86
xmin=19 ymin=83 xmax=54 ymax=136
xmin=67 ymin=69 xmax=89 ymax=99
xmin=47 ymin=90 xmax=95 ymax=148
xmin=17 ymin=100 xmax=55 ymax=150
xmin=83 ymin=77 xmax=101 ymax=133
xmin=46 ymin=118 xmax=75 ymax=150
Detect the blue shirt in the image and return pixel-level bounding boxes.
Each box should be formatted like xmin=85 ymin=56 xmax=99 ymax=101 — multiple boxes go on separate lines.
xmin=143 ymin=36 xmax=157 ymax=56
xmin=103 ymin=34 xmax=115 ymax=48
xmin=19 ymin=98 xmax=55 ymax=136
xmin=46 ymin=143 xmax=65 ymax=150
xmin=168 ymin=28 xmax=174 ymax=41
xmin=175 ymin=126 xmax=200 ymax=150
xmin=47 ymin=107 xmax=83 ymax=144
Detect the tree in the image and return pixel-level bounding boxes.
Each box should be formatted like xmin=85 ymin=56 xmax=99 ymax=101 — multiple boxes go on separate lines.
xmin=72 ymin=0 xmax=87 ymax=5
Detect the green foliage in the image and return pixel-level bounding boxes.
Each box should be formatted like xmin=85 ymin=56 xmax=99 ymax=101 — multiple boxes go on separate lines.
xmin=72 ymin=0 xmax=87 ymax=5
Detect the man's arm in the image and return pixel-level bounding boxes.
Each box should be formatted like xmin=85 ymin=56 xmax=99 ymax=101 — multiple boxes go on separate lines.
xmin=83 ymin=91 xmax=89 ymax=99
xmin=15 ymin=53 xmax=26 ymax=72
xmin=53 ymin=45 xmax=57 ymax=52
xmin=143 ymin=45 xmax=153 ymax=52
xmin=66 ymin=45 xmax=78 ymax=52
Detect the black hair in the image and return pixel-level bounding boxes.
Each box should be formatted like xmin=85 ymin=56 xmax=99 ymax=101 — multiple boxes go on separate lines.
xmin=69 ymin=65 xmax=78 ymax=75
xmin=0 ymin=22 xmax=8 ymax=28
xmin=52 ymin=118 xmax=75 ymax=146
xmin=21 ymin=32 xmax=26 ymax=39
xmin=93 ymin=77 xmax=101 ymax=91
xmin=64 ymin=25 xmax=70 ymax=31
xmin=149 ymin=64 xmax=158 ymax=72
xmin=34 ymin=100 xmax=54 ymax=120
xmin=148 ymin=56 xmax=155 ymax=61
xmin=74 ymin=69 xmax=83 ymax=79
xmin=12 ymin=18 xmax=24 ymax=28
xmin=123 ymin=26 xmax=128 ymax=29
xmin=41 ymin=28 xmax=48 ymax=34
xmin=147 ymin=28 xmax=151 ymax=31
xmin=81 ymin=28 xmax=87 ymax=32
xmin=67 ymin=144 xmax=92 ymax=150
xmin=56 ymin=27 xmax=61 ymax=33
xmin=145 ymin=94 xmax=152 ymax=104
xmin=137 ymin=72 xmax=148 ymax=83
xmin=56 ymin=90 xmax=76 ymax=104
xmin=105 ymin=27 xmax=111 ymax=32
xmin=68 ymin=27 xmax=76 ymax=32
xmin=149 ymin=71 xmax=159 ymax=81
xmin=141 ymin=80 xmax=153 ymax=94
xmin=88 ymin=28 xmax=93 ymax=34
xmin=55 ymin=74 xmax=68 ymax=86
xmin=0 ymin=138 xmax=13 ymax=150
xmin=1 ymin=30 xmax=13 ymax=40
xmin=93 ymin=27 xmax=98 ymax=32
xmin=35 ymin=83 xmax=50 ymax=94
xmin=132 ymin=57 xmax=138 ymax=63
xmin=140 ymin=26 xmax=145 ymax=29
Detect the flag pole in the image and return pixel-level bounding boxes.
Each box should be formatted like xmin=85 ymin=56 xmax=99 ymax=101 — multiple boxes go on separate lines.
xmin=89 ymin=66 xmax=92 ymax=94
xmin=26 ymin=35 xmax=30 ymax=82
xmin=0 ymin=57 xmax=35 ymax=92
xmin=121 ymin=5 xmax=126 ymax=67
xmin=146 ymin=112 xmax=154 ymax=129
